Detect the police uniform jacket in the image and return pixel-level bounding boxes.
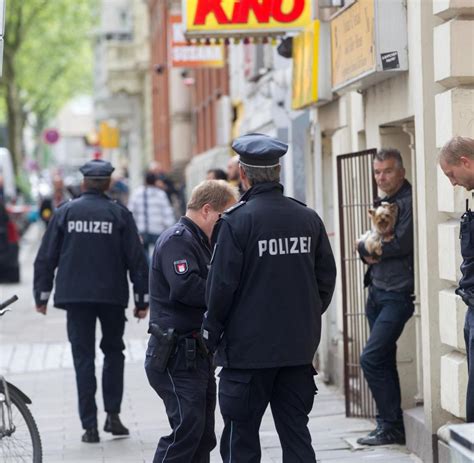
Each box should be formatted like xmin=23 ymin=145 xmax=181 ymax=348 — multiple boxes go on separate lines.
xmin=33 ymin=190 xmax=148 ymax=309
xmin=149 ymin=216 xmax=211 ymax=334
xmin=202 ymin=182 xmax=337 ymax=369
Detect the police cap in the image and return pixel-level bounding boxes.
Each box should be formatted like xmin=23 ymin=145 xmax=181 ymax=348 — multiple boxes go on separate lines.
xmin=79 ymin=159 xmax=115 ymax=178
xmin=232 ymin=133 xmax=288 ymax=167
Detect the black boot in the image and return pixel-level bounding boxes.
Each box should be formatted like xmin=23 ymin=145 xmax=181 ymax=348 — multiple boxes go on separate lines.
xmin=357 ymin=428 xmax=405 ymax=446
xmin=82 ymin=428 xmax=100 ymax=443
xmin=104 ymin=413 xmax=129 ymax=436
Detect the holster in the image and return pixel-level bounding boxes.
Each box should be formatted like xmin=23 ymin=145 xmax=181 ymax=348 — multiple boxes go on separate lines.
xmin=148 ymin=323 xmax=177 ymax=373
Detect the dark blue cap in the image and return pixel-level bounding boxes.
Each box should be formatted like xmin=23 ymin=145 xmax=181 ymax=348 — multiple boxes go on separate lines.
xmin=232 ymin=133 xmax=288 ymax=167
xmin=79 ymin=159 xmax=115 ymax=178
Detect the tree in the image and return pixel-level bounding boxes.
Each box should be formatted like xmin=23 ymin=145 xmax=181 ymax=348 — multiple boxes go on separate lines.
xmin=1 ymin=0 xmax=95 ymax=171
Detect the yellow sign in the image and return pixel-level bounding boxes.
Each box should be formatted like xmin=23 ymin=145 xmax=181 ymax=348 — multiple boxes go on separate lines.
xmin=99 ymin=122 xmax=120 ymax=149
xmin=292 ymin=20 xmax=320 ymax=109
xmin=331 ymin=0 xmax=375 ymax=89
xmin=184 ymin=0 xmax=311 ymax=36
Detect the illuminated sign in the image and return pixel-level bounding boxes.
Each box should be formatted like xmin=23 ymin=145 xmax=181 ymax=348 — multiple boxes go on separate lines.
xmin=292 ymin=20 xmax=331 ymax=109
xmin=183 ymin=0 xmax=312 ymax=37
xmin=292 ymin=21 xmax=319 ymax=109
xmin=170 ymin=15 xmax=224 ymax=68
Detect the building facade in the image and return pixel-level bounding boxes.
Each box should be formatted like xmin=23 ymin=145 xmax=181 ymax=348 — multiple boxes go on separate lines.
xmin=94 ymin=0 xmax=153 ymax=190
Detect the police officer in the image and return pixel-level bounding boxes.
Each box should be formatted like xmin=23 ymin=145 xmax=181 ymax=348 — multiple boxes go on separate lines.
xmin=145 ymin=180 xmax=238 ymax=463
xmin=33 ymin=159 xmax=149 ymax=443
xmin=439 ymin=136 xmax=474 ymax=422
xmin=202 ymin=134 xmax=337 ymax=462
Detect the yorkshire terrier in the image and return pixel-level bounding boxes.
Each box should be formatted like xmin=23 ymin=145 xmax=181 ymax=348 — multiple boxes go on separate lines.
xmin=357 ymin=202 xmax=398 ymax=257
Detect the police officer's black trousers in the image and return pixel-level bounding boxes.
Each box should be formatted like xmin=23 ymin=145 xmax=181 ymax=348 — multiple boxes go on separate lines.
xmin=218 ymin=365 xmax=317 ymax=463
xmin=359 ymin=286 xmax=414 ymax=431
xmin=66 ymin=304 xmax=126 ymax=430
xmin=145 ymin=343 xmax=216 ymax=462
xmin=464 ymin=306 xmax=474 ymax=422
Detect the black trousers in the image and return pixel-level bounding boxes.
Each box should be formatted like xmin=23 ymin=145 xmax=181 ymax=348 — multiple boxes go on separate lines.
xmin=145 ymin=343 xmax=216 ymax=462
xmin=218 ymin=365 xmax=317 ymax=463
xmin=66 ymin=304 xmax=126 ymax=430
xmin=465 ymin=306 xmax=474 ymax=422
xmin=359 ymin=286 xmax=414 ymax=431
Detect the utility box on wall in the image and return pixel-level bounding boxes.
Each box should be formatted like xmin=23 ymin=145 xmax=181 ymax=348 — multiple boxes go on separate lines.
xmin=330 ymin=0 xmax=408 ymax=93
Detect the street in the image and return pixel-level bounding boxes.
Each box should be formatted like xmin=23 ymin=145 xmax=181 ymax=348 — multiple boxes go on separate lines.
xmin=0 ymin=224 xmax=420 ymax=463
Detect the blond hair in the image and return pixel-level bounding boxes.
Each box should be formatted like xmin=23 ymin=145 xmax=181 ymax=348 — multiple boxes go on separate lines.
xmin=187 ymin=180 xmax=239 ymax=211
xmin=439 ymin=136 xmax=474 ymax=165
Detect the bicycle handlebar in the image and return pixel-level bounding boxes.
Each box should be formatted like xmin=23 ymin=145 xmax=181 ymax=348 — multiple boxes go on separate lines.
xmin=0 ymin=295 xmax=18 ymax=311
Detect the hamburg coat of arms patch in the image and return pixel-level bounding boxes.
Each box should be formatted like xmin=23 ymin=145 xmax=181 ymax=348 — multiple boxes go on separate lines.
xmin=174 ymin=260 xmax=189 ymax=275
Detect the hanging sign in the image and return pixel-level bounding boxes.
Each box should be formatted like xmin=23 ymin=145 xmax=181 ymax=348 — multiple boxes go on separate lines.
xmin=183 ymin=0 xmax=312 ymax=38
xmin=170 ymin=15 xmax=224 ymax=68
xmin=292 ymin=21 xmax=319 ymax=109
xmin=292 ymin=20 xmax=331 ymax=109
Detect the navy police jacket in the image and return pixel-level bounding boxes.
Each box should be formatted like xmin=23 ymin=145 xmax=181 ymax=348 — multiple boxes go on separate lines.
xmin=33 ymin=190 xmax=148 ymax=309
xmin=149 ymin=216 xmax=211 ymax=334
xmin=202 ymin=182 xmax=337 ymax=369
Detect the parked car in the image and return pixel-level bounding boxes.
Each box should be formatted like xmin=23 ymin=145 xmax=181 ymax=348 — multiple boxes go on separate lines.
xmin=0 ymin=201 xmax=20 ymax=283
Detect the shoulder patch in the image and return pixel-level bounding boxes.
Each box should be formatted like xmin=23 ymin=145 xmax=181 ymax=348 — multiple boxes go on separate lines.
xmin=224 ymin=200 xmax=246 ymax=215
xmin=288 ymin=197 xmax=307 ymax=207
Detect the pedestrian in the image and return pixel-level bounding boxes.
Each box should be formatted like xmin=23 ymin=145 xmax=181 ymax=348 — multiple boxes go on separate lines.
xmin=227 ymin=155 xmax=244 ymax=195
xmin=39 ymin=174 xmax=71 ymax=224
xmin=356 ymin=149 xmax=414 ymax=445
xmin=206 ymin=168 xmax=227 ymax=181
xmin=439 ymin=136 xmax=474 ymax=422
xmin=145 ymin=179 xmax=238 ymax=462
xmin=128 ymin=171 xmax=175 ymax=260
xmin=149 ymin=160 xmax=186 ymax=216
xmin=202 ymin=133 xmax=337 ymax=462
xmin=33 ymin=159 xmax=149 ymax=443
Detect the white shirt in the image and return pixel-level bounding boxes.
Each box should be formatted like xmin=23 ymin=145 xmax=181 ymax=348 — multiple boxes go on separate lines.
xmin=128 ymin=185 xmax=175 ymax=235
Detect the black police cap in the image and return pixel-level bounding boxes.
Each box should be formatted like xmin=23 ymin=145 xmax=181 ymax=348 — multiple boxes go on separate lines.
xmin=79 ymin=159 xmax=115 ymax=178
xmin=232 ymin=133 xmax=288 ymax=167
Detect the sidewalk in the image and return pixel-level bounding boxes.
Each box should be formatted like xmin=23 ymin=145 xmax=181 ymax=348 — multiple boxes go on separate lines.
xmin=0 ymin=225 xmax=421 ymax=462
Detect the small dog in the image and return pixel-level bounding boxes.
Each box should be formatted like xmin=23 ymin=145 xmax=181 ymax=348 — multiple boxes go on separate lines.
xmin=357 ymin=202 xmax=398 ymax=256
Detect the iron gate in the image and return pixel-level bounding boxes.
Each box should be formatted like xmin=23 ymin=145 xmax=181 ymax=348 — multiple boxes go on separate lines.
xmin=337 ymin=149 xmax=377 ymax=419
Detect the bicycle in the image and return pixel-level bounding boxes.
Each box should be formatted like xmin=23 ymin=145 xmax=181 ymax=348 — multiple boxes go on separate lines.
xmin=0 ymin=295 xmax=42 ymax=462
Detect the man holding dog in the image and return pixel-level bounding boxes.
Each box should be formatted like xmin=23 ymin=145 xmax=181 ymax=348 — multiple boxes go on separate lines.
xmin=439 ymin=136 xmax=474 ymax=422
xmin=357 ymin=149 xmax=414 ymax=446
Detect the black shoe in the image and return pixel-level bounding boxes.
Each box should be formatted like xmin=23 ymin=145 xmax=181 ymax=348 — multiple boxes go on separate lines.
xmin=357 ymin=428 xmax=405 ymax=446
xmin=363 ymin=423 xmax=382 ymax=439
xmin=104 ymin=413 xmax=129 ymax=436
xmin=82 ymin=428 xmax=100 ymax=443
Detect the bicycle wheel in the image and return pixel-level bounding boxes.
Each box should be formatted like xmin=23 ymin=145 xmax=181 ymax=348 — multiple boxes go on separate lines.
xmin=0 ymin=385 xmax=42 ymax=463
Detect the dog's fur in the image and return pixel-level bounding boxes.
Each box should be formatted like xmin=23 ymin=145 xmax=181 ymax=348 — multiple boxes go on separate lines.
xmin=357 ymin=202 xmax=398 ymax=256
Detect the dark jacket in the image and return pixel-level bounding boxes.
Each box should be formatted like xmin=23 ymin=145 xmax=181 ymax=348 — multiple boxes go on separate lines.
xmin=202 ymin=182 xmax=337 ymax=369
xmin=33 ymin=190 xmax=148 ymax=309
xmin=149 ymin=216 xmax=211 ymax=334
xmin=358 ymin=180 xmax=414 ymax=293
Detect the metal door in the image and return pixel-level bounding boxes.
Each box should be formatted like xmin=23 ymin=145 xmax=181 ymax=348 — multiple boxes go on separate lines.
xmin=337 ymin=149 xmax=377 ymax=418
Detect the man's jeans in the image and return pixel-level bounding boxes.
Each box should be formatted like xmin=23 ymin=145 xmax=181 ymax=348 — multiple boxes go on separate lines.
xmin=464 ymin=307 xmax=474 ymax=422
xmin=360 ymin=286 xmax=414 ymax=431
